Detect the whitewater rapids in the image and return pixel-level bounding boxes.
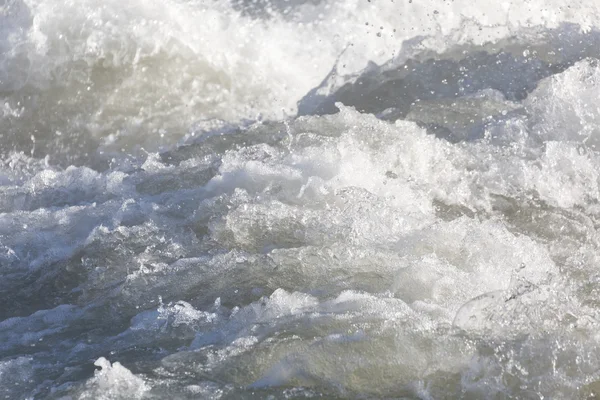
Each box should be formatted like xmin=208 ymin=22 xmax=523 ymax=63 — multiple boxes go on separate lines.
xmin=3 ymin=0 xmax=600 ymax=398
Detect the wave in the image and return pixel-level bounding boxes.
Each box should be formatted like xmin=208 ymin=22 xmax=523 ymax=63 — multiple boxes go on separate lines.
xmin=2 ymin=0 xmax=600 ymax=398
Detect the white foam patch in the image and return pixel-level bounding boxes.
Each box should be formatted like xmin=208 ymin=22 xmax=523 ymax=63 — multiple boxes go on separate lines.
xmin=527 ymin=59 xmax=600 ymax=147
xmin=78 ymin=357 xmax=148 ymax=400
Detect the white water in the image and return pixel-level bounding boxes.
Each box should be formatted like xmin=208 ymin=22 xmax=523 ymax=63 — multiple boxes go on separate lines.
xmin=2 ymin=0 xmax=600 ymax=398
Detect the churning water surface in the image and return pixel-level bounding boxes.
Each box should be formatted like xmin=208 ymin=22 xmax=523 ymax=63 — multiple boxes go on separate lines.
xmin=3 ymin=0 xmax=600 ymax=398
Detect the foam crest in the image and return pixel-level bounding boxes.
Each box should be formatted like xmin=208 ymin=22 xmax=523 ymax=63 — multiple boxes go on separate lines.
xmin=78 ymin=357 xmax=148 ymax=399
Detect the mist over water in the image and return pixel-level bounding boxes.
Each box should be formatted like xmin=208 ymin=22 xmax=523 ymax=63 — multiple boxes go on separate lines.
xmin=3 ymin=0 xmax=600 ymax=398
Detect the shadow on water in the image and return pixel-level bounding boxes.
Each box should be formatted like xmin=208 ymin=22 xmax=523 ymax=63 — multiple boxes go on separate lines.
xmin=230 ymin=0 xmax=323 ymax=18
xmin=298 ymin=23 xmax=600 ymax=141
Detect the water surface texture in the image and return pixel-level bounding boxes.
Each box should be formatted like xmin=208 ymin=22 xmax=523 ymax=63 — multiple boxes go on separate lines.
xmin=3 ymin=0 xmax=600 ymax=398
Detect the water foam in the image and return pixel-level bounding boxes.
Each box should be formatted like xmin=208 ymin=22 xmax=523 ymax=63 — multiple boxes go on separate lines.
xmin=3 ymin=0 xmax=600 ymax=398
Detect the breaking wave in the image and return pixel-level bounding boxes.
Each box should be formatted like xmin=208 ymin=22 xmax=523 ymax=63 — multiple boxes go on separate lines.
xmin=2 ymin=0 xmax=600 ymax=398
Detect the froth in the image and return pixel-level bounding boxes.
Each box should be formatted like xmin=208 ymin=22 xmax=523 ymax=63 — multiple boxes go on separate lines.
xmin=3 ymin=0 xmax=600 ymax=398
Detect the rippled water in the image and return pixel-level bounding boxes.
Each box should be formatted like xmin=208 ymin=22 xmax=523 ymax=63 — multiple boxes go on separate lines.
xmin=3 ymin=0 xmax=600 ymax=399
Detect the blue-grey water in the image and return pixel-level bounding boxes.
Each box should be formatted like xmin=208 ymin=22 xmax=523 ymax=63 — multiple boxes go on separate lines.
xmin=3 ymin=0 xmax=600 ymax=398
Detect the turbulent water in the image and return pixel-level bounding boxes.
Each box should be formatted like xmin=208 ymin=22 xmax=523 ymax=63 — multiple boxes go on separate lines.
xmin=4 ymin=0 xmax=600 ymax=398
